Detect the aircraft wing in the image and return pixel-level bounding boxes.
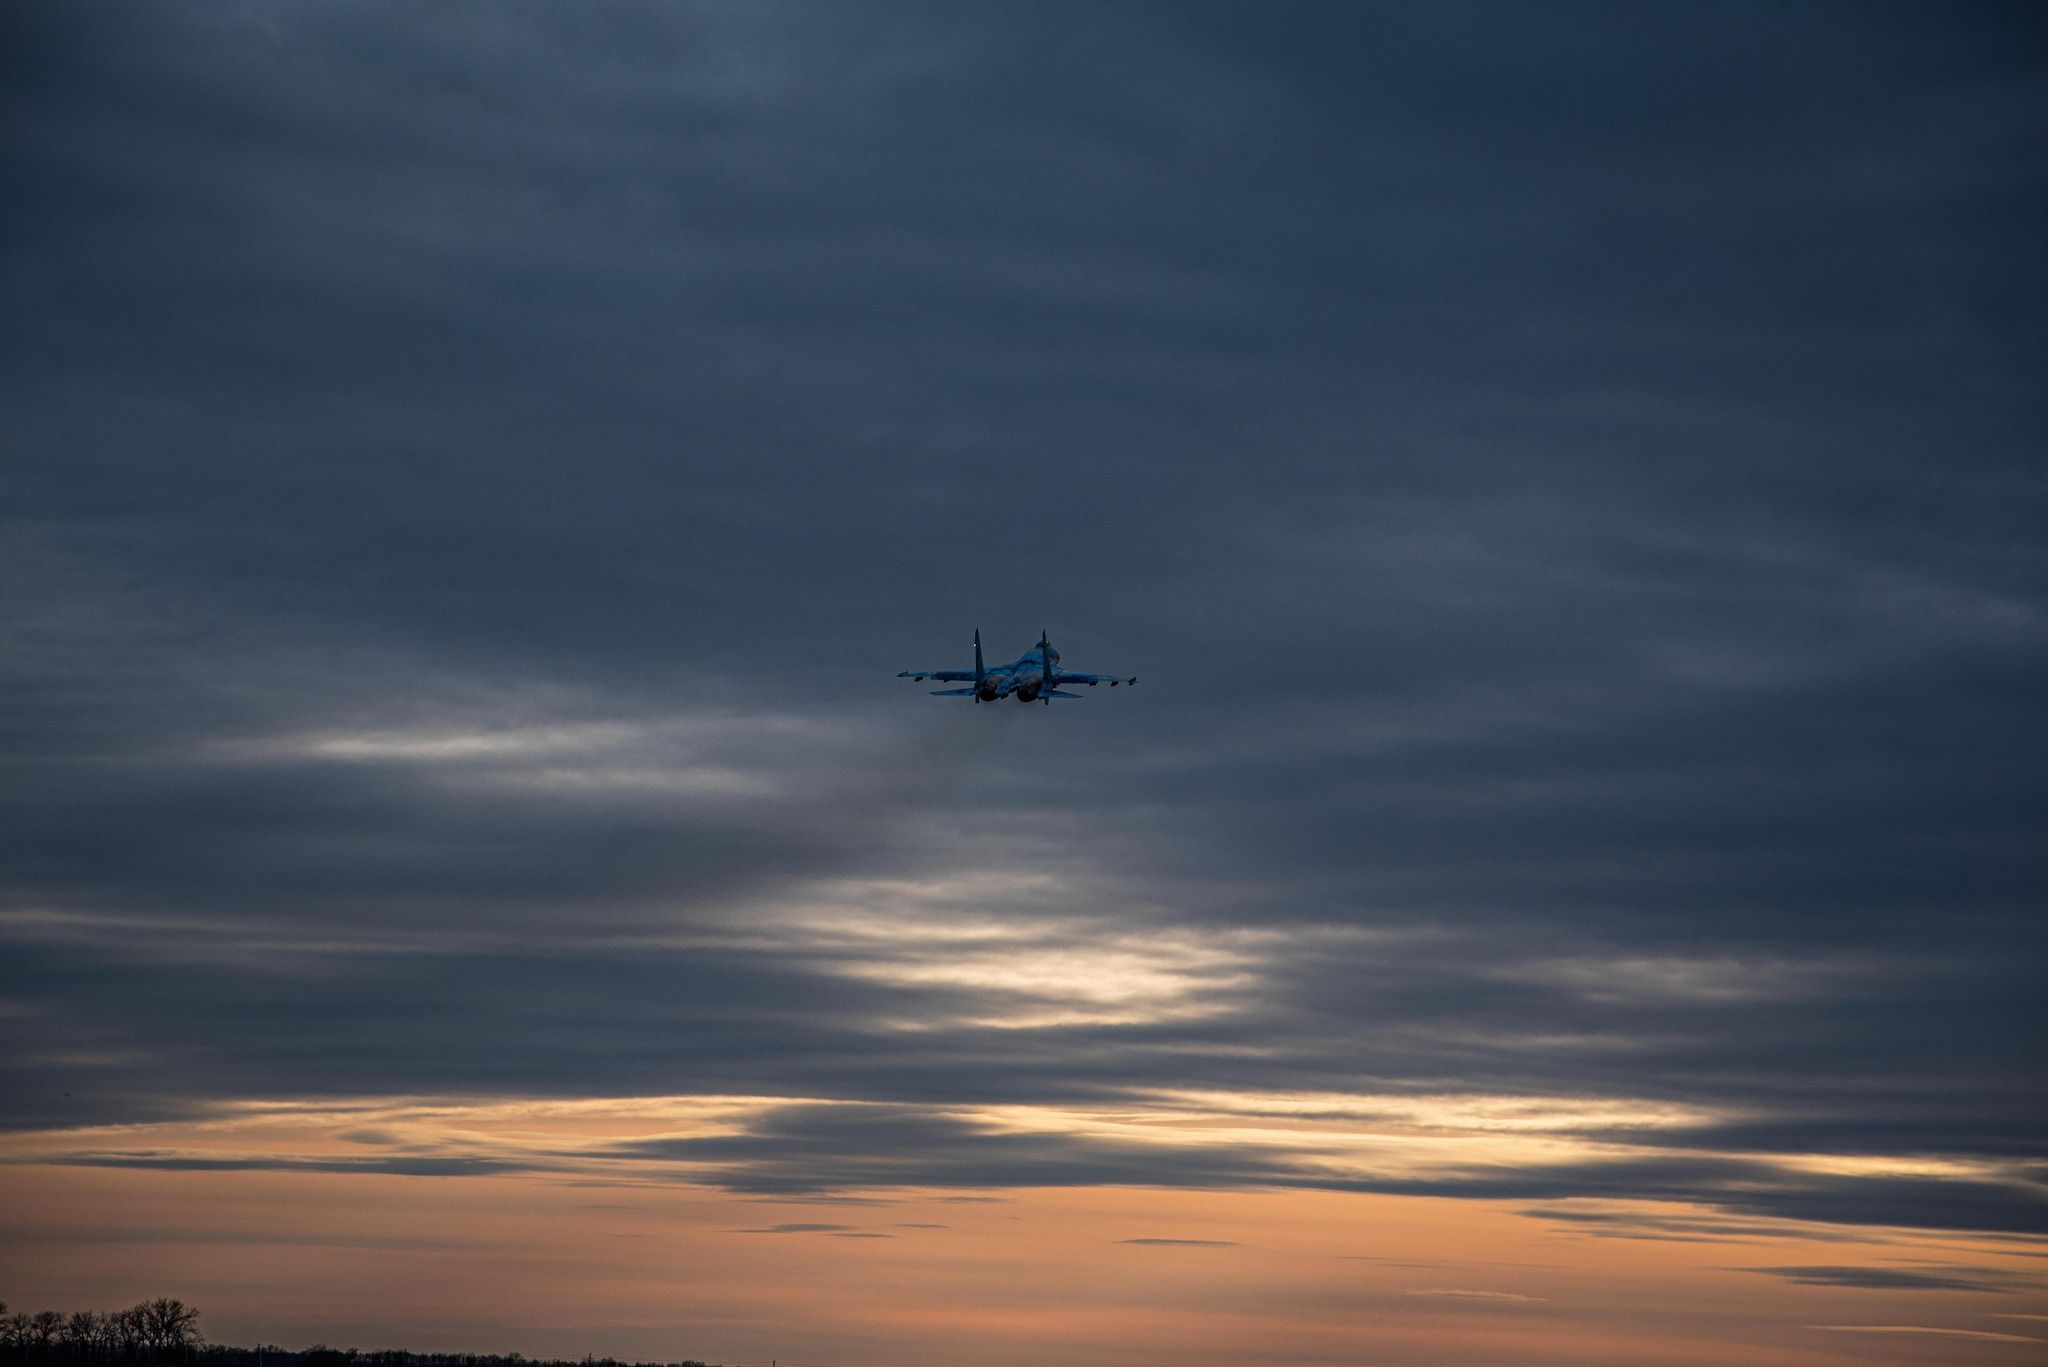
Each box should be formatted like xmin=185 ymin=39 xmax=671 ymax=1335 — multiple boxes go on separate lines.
xmin=1051 ymin=670 xmax=1136 ymax=687
xmin=898 ymin=669 xmax=977 ymax=682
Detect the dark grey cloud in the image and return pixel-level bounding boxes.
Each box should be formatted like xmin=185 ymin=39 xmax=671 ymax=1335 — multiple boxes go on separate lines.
xmin=3 ymin=0 xmax=2044 ymax=1243
xmin=11 ymin=1224 xmax=478 ymax=1253
xmin=1117 ymin=1239 xmax=1239 ymax=1248
xmin=1517 ymin=1206 xmax=1888 ymax=1245
xmin=616 ymin=1103 xmax=1302 ymax=1195
xmin=46 ymin=1152 xmax=533 ymax=1179
xmin=1805 ymin=1324 xmax=2046 ymax=1345
xmin=1742 ymin=1264 xmax=2026 ymax=1294
xmin=1363 ymin=1160 xmax=2048 ymax=1237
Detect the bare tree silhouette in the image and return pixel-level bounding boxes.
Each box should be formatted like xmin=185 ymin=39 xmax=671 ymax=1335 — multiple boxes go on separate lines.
xmin=0 ymin=1302 xmax=703 ymax=1367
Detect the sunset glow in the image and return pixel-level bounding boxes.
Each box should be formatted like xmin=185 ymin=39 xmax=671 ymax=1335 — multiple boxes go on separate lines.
xmin=4 ymin=3 xmax=2042 ymax=1364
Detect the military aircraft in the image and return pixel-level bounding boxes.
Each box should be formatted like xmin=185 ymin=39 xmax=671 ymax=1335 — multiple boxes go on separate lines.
xmin=898 ymin=630 xmax=1136 ymax=703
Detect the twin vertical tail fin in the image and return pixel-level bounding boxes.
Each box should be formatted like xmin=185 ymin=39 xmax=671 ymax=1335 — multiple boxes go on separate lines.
xmin=972 ymin=628 xmax=985 ymax=688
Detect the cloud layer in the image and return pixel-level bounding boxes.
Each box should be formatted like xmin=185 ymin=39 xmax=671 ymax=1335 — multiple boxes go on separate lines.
xmin=3 ymin=0 xmax=2044 ymax=1253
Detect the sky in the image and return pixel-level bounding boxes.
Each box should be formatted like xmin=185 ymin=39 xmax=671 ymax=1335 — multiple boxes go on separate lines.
xmin=2 ymin=2 xmax=2045 ymax=1364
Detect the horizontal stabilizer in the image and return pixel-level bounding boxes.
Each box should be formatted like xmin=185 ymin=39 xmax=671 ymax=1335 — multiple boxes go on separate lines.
xmin=1041 ymin=689 xmax=1084 ymax=699
xmin=929 ymin=687 xmax=978 ymax=696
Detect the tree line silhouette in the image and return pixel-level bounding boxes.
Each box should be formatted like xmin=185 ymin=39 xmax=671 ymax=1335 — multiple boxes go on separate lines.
xmin=1 ymin=1300 xmax=200 ymax=1362
xmin=0 ymin=1303 xmax=706 ymax=1367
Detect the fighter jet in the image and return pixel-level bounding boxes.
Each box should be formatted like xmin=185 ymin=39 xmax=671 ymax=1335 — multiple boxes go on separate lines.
xmin=898 ymin=630 xmax=1136 ymax=704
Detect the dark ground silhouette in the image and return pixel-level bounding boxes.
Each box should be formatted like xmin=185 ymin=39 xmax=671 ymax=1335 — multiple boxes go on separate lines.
xmin=0 ymin=1302 xmax=708 ymax=1367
